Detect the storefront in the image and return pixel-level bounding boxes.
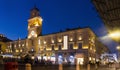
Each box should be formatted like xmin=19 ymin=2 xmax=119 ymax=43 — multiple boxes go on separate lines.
xmin=75 ymin=53 xmax=84 ymax=65
xmin=57 ymin=52 xmax=75 ymax=64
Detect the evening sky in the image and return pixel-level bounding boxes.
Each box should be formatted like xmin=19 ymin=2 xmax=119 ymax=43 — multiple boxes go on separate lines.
xmin=0 ymin=0 xmax=118 ymax=52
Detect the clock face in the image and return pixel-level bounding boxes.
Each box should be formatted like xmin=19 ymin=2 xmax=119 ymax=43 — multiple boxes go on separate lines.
xmin=31 ymin=30 xmax=35 ymax=35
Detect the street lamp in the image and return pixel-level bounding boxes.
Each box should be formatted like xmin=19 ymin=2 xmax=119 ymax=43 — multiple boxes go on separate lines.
xmin=116 ymin=45 xmax=120 ymax=50
xmin=116 ymin=45 xmax=120 ymax=62
xmin=108 ymin=30 xmax=120 ymax=62
xmin=108 ymin=30 xmax=120 ymax=43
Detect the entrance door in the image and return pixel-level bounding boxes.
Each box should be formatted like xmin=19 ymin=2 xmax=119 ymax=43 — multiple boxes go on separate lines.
xmin=77 ymin=58 xmax=84 ymax=65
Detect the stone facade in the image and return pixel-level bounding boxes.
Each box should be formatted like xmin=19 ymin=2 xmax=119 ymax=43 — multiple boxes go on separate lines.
xmin=4 ymin=7 xmax=107 ymax=65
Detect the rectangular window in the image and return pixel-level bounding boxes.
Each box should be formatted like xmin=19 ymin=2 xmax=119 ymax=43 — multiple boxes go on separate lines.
xmin=44 ymin=48 xmax=46 ymax=51
xmin=52 ymin=45 xmax=54 ymax=50
xmin=38 ymin=39 xmax=41 ymax=45
xmin=58 ymin=45 xmax=62 ymax=50
xmin=0 ymin=44 xmax=1 ymax=51
xmin=69 ymin=43 xmax=73 ymax=50
xmin=78 ymin=43 xmax=82 ymax=49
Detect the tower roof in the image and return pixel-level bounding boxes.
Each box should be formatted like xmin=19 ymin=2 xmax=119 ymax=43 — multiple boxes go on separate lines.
xmin=30 ymin=6 xmax=40 ymax=18
xmin=31 ymin=6 xmax=39 ymax=12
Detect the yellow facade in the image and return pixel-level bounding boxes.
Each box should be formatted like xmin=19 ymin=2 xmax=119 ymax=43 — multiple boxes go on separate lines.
xmin=0 ymin=42 xmax=7 ymax=53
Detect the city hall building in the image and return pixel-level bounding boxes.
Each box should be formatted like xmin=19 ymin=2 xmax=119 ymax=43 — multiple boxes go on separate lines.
xmin=5 ymin=7 xmax=97 ymax=65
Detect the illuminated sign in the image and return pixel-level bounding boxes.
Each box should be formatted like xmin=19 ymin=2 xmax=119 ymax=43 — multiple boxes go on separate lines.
xmin=63 ymin=36 xmax=68 ymax=50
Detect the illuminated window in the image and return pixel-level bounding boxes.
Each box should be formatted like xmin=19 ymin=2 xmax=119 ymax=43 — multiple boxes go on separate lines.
xmin=26 ymin=41 xmax=28 ymax=46
xmin=10 ymin=44 xmax=12 ymax=48
xmin=93 ymin=49 xmax=96 ymax=52
xmin=31 ymin=56 xmax=35 ymax=60
xmin=10 ymin=50 xmax=12 ymax=52
xmin=70 ymin=38 xmax=73 ymax=41
xmin=31 ymin=48 xmax=34 ymax=51
xmin=52 ymin=40 xmax=54 ymax=43
xmin=44 ymin=41 xmax=46 ymax=44
xmin=63 ymin=36 xmax=68 ymax=50
xmin=38 ymin=39 xmax=41 ymax=44
xmin=6 ymin=49 xmax=8 ymax=52
xmin=90 ymin=46 xmax=92 ymax=50
xmin=16 ymin=50 xmax=19 ymax=53
xmin=58 ymin=39 xmax=62 ymax=42
xmin=22 ymin=44 xmax=24 ymax=46
xmin=89 ymin=57 xmax=91 ymax=61
xmin=19 ymin=44 xmax=20 ymax=47
xmin=8 ymin=49 xmax=10 ymax=52
xmin=78 ymin=36 xmax=82 ymax=40
xmin=20 ymin=49 xmax=22 ymax=52
xmin=14 ymin=45 xmax=16 ymax=48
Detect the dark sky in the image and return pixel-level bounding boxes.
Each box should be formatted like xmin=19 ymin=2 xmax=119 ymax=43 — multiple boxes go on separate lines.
xmin=0 ymin=0 xmax=118 ymax=52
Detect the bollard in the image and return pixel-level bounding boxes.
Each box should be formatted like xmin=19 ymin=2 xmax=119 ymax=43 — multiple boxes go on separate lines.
xmin=25 ymin=63 xmax=31 ymax=70
xmin=76 ymin=64 xmax=80 ymax=70
xmin=59 ymin=64 xmax=63 ymax=70
xmin=87 ymin=64 xmax=90 ymax=70
xmin=95 ymin=64 xmax=98 ymax=70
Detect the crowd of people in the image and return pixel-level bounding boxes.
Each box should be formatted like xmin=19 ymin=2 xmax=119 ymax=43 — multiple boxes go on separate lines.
xmin=0 ymin=56 xmax=53 ymax=65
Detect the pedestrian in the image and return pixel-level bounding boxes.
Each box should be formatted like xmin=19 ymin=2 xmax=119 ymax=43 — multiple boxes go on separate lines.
xmin=0 ymin=56 xmax=4 ymax=64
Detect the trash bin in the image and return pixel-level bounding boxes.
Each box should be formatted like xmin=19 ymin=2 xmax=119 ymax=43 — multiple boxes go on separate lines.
xmin=5 ymin=62 xmax=18 ymax=70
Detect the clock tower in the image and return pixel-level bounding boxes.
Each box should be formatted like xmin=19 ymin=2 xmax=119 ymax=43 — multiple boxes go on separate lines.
xmin=28 ymin=7 xmax=43 ymax=38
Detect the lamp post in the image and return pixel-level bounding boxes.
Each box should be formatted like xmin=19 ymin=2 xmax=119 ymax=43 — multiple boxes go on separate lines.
xmin=116 ymin=45 xmax=120 ymax=63
xmin=108 ymin=30 xmax=120 ymax=63
xmin=108 ymin=30 xmax=120 ymax=44
xmin=116 ymin=46 xmax=120 ymax=51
